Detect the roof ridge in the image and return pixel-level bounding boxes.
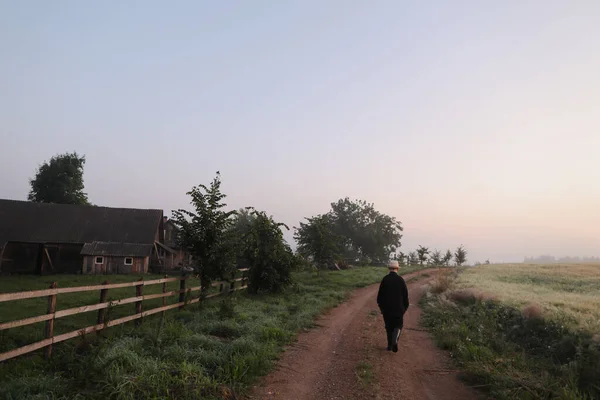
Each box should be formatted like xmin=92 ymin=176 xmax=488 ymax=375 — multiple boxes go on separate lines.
xmin=0 ymin=199 xmax=163 ymax=212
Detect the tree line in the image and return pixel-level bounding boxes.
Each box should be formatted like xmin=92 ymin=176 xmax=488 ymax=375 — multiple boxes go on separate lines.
xmin=396 ymin=245 xmax=468 ymax=267
xmin=26 ymin=152 xmax=472 ymax=293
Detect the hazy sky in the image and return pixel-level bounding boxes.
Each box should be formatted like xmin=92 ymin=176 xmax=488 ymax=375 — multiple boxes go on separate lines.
xmin=1 ymin=1 xmax=599 ymax=263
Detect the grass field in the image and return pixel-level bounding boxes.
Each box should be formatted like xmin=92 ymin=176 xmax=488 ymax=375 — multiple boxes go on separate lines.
xmin=457 ymin=263 xmax=600 ymax=333
xmin=421 ymin=264 xmax=600 ymax=400
xmin=0 ymin=266 xmax=425 ymax=399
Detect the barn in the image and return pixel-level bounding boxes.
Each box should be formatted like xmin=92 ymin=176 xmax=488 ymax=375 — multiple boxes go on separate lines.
xmin=0 ymin=199 xmax=179 ymax=274
xmin=80 ymin=242 xmax=154 ymax=274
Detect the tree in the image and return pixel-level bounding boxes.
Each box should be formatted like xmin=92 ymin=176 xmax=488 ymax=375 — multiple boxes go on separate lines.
xmin=442 ymin=250 xmax=453 ymax=267
xmin=295 ymin=198 xmax=403 ymax=267
xmin=328 ymin=198 xmax=403 ymax=263
xmin=408 ymin=251 xmax=419 ymax=266
xmin=171 ymin=172 xmax=237 ymax=289
xmin=294 ymin=214 xmax=342 ymax=269
xmin=429 ymin=249 xmax=443 ymax=266
xmin=230 ymin=208 xmax=257 ymax=270
xmin=242 ymin=210 xmax=296 ymax=293
xmin=395 ymin=251 xmax=406 ymax=265
xmin=454 ymin=245 xmax=467 ymax=266
xmin=416 ymin=245 xmax=429 ymax=266
xmin=28 ymin=152 xmax=90 ymax=205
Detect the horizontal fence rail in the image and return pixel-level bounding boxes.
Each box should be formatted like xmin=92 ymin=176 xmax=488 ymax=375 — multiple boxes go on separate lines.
xmin=0 ymin=269 xmax=249 ymax=362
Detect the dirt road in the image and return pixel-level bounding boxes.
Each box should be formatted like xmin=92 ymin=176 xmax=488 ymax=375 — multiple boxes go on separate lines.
xmin=248 ymin=270 xmax=480 ymax=400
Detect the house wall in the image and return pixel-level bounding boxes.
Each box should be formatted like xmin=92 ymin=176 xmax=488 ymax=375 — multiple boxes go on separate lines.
xmin=172 ymin=249 xmax=192 ymax=268
xmin=83 ymin=255 xmax=148 ymax=274
xmin=155 ymin=217 xmax=164 ymax=243
xmin=164 ymin=220 xmax=192 ymax=268
xmin=165 ymin=221 xmax=177 ymax=246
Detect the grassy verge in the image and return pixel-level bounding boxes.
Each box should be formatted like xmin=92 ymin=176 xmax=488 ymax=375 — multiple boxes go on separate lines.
xmin=0 ymin=266 xmax=426 ymax=399
xmin=421 ymin=269 xmax=600 ymax=400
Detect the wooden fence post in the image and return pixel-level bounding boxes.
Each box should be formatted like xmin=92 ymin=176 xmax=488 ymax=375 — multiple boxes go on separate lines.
xmin=229 ymin=280 xmax=235 ymax=293
xmin=198 ymin=275 xmax=202 ymax=307
xmin=44 ymin=282 xmax=57 ymax=358
xmin=219 ymin=283 xmax=223 ymax=293
xmin=97 ymin=280 xmax=109 ymax=333
xmin=162 ymin=275 xmax=167 ymax=318
xmin=135 ymin=278 xmax=143 ymax=326
xmin=179 ymin=276 xmax=186 ymax=309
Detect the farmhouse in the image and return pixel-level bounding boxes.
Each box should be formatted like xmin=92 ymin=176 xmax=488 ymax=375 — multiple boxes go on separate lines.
xmin=163 ymin=216 xmax=192 ymax=269
xmin=0 ymin=199 xmax=184 ymax=274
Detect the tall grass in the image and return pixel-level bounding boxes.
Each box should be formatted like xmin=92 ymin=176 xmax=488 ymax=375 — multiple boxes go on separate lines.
xmin=457 ymin=263 xmax=600 ymax=332
xmin=421 ymin=265 xmax=600 ymax=400
xmin=0 ymin=266 xmax=425 ymax=399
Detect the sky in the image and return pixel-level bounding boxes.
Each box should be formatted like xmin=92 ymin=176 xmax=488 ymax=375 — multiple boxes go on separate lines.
xmin=1 ymin=1 xmax=599 ymax=263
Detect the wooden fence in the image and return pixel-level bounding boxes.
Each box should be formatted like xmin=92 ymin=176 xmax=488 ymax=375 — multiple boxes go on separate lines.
xmin=0 ymin=269 xmax=249 ymax=362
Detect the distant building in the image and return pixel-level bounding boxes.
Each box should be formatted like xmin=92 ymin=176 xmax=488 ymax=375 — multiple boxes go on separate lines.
xmin=0 ymin=199 xmax=183 ymax=274
xmin=163 ymin=216 xmax=193 ymax=270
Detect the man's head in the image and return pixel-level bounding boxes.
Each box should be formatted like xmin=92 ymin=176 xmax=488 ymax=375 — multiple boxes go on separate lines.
xmin=388 ymin=260 xmax=400 ymax=272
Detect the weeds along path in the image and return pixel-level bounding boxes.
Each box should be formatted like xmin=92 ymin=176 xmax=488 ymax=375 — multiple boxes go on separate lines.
xmin=248 ymin=269 xmax=480 ymax=400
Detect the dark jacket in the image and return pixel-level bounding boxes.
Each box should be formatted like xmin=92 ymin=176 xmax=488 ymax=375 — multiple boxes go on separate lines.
xmin=377 ymin=272 xmax=409 ymax=317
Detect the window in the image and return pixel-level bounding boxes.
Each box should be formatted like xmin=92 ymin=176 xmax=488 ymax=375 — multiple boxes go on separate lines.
xmin=95 ymin=256 xmax=104 ymax=264
xmin=124 ymin=257 xmax=133 ymax=265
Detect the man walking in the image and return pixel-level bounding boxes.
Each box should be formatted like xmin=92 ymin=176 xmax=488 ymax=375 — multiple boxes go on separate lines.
xmin=377 ymin=260 xmax=409 ymax=352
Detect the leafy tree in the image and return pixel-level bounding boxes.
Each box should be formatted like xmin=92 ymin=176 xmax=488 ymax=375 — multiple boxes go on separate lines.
xmin=395 ymin=251 xmax=406 ymax=265
xmin=408 ymin=251 xmax=419 ymax=266
xmin=242 ymin=210 xmax=295 ymax=293
xmin=416 ymin=245 xmax=429 ymax=266
xmin=329 ymin=198 xmax=403 ymax=262
xmin=429 ymin=249 xmax=443 ymax=266
xmin=28 ymin=152 xmax=90 ymax=204
xmin=442 ymin=250 xmax=453 ymax=267
xmin=295 ymin=198 xmax=403 ymax=267
xmin=232 ymin=207 xmax=256 ymax=236
xmin=294 ymin=214 xmax=341 ymax=269
xmin=230 ymin=208 xmax=257 ymax=270
xmin=454 ymin=245 xmax=467 ymax=266
xmin=171 ymin=172 xmax=237 ymax=289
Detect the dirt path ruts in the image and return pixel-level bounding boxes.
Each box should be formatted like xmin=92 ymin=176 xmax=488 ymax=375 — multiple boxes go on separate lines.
xmin=248 ymin=269 xmax=480 ymax=400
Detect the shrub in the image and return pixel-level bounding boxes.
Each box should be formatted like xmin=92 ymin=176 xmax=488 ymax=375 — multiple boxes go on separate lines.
xmin=243 ymin=211 xmax=296 ymax=294
xmin=449 ymin=289 xmax=497 ymax=304
xmin=430 ymin=269 xmax=455 ymax=294
xmin=521 ymin=303 xmax=543 ymax=320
